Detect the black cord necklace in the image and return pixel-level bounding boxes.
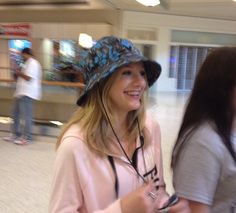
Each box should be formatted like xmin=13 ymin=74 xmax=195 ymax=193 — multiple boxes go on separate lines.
xmin=98 ymin=84 xmax=147 ymax=197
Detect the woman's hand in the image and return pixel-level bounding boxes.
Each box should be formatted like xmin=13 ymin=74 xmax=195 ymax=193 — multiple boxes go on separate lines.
xmin=120 ymin=183 xmax=157 ymax=213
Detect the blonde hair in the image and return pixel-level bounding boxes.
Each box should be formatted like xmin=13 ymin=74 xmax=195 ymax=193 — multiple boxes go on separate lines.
xmin=56 ymin=70 xmax=149 ymax=156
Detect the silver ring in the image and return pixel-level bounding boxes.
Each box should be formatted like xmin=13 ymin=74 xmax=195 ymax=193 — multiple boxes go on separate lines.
xmin=148 ymin=191 xmax=157 ymax=202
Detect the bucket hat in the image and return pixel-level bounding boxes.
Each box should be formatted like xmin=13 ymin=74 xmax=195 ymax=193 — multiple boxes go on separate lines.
xmin=76 ymin=36 xmax=161 ymax=106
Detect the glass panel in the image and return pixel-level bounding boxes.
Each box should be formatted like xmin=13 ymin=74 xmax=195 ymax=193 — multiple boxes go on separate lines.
xmin=171 ymin=30 xmax=236 ymax=46
xmin=170 ymin=45 xmax=217 ymax=91
xmin=169 ymin=46 xmax=179 ymax=78
xmin=127 ymin=29 xmax=157 ymax=41
xmin=177 ymin=46 xmax=187 ymax=90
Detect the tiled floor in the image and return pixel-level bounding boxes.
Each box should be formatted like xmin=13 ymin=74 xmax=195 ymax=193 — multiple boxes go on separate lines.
xmin=0 ymin=91 xmax=189 ymax=213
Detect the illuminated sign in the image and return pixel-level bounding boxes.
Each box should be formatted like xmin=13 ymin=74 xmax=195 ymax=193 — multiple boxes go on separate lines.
xmin=0 ymin=23 xmax=31 ymax=37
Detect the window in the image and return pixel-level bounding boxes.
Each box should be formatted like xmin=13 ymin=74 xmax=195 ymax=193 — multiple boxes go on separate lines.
xmin=169 ymin=45 xmax=214 ymax=90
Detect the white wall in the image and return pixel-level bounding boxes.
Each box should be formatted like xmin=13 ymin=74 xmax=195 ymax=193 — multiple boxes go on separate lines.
xmin=31 ymin=23 xmax=113 ymax=40
xmin=0 ymin=39 xmax=10 ymax=79
xmin=122 ymin=11 xmax=236 ymax=92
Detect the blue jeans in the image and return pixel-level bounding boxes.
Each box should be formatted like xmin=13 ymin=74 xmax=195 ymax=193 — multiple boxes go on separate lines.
xmin=12 ymin=96 xmax=34 ymax=141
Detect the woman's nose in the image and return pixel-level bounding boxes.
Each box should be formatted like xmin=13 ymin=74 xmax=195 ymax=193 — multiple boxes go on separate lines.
xmin=133 ymin=74 xmax=147 ymax=87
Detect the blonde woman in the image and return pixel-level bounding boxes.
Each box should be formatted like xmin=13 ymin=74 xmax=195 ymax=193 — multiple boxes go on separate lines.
xmin=49 ymin=36 xmax=188 ymax=213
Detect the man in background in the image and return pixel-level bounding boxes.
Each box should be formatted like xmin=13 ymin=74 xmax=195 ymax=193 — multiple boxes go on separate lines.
xmin=4 ymin=47 xmax=42 ymax=145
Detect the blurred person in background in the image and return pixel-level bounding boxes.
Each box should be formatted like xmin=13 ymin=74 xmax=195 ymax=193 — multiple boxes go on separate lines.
xmin=3 ymin=47 xmax=42 ymax=145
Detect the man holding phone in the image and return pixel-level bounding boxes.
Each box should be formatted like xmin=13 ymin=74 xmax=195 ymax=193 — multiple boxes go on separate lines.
xmin=3 ymin=47 xmax=42 ymax=145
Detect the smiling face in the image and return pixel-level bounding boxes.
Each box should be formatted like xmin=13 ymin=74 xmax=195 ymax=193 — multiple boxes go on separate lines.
xmin=107 ymin=62 xmax=147 ymax=116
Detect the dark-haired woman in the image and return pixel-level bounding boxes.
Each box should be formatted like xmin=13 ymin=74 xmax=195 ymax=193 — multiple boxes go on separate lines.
xmin=171 ymin=47 xmax=236 ymax=213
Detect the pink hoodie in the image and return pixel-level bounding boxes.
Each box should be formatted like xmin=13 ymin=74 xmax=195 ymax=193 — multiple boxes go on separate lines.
xmin=49 ymin=117 xmax=168 ymax=213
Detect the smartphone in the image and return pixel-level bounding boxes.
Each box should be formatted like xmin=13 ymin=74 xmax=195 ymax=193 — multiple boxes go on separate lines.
xmin=158 ymin=194 xmax=179 ymax=212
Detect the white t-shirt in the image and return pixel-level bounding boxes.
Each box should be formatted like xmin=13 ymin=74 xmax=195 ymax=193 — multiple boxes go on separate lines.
xmin=14 ymin=57 xmax=42 ymax=100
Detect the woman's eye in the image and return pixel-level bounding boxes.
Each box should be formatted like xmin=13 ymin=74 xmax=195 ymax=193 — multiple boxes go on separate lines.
xmin=122 ymin=71 xmax=131 ymax=75
xmin=140 ymin=71 xmax=146 ymax=76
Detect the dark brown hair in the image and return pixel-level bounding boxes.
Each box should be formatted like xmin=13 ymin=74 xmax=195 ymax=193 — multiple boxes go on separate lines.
xmin=21 ymin=47 xmax=33 ymax=56
xmin=172 ymin=47 xmax=236 ymax=168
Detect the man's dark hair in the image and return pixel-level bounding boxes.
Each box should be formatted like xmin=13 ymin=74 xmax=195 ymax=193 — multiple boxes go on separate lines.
xmin=21 ymin=47 xmax=33 ymax=56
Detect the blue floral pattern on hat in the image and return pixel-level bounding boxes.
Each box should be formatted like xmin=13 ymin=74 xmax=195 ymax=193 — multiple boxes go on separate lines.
xmin=76 ymin=36 xmax=161 ymax=106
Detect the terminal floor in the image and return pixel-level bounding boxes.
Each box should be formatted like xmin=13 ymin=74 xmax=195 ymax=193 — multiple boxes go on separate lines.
xmin=0 ymin=91 xmax=189 ymax=213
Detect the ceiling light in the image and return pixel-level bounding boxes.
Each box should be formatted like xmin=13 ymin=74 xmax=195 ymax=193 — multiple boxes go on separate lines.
xmin=78 ymin=33 xmax=93 ymax=49
xmin=136 ymin=0 xmax=160 ymax=7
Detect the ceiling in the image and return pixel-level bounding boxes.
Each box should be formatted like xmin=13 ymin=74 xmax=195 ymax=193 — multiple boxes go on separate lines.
xmin=108 ymin=0 xmax=236 ymax=21
xmin=0 ymin=0 xmax=236 ymax=21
